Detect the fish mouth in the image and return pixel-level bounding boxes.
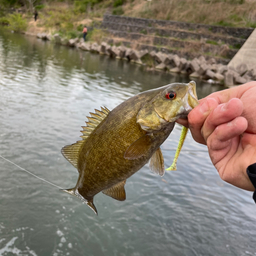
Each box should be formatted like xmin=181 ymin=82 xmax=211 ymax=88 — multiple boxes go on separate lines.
xmin=187 ymin=81 xmax=199 ymax=109
xmin=179 ymin=82 xmax=199 ymax=117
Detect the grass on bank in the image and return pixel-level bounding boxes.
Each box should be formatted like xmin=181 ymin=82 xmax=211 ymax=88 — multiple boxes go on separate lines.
xmin=124 ymin=0 xmax=256 ymax=28
xmin=37 ymin=0 xmax=256 ymax=29
xmin=0 ymin=13 xmax=27 ymax=32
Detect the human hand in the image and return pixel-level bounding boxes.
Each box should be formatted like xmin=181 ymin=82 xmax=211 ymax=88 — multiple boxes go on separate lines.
xmin=177 ymin=81 xmax=256 ymax=191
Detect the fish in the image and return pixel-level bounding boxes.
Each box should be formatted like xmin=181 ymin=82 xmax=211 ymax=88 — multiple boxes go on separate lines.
xmin=61 ymin=81 xmax=198 ymax=214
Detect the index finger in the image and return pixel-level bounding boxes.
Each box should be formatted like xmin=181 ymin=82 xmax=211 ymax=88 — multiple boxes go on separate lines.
xmin=202 ymin=98 xmax=244 ymax=142
xmin=188 ymin=97 xmax=219 ymax=144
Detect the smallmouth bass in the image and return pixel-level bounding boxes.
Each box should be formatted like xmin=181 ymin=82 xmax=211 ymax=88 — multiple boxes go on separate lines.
xmin=61 ymin=81 xmax=198 ymax=214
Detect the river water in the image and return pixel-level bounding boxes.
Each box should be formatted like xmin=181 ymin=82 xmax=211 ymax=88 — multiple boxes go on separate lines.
xmin=0 ymin=29 xmax=255 ymax=256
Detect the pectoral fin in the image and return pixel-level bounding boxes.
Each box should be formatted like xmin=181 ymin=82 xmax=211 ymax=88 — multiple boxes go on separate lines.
xmin=149 ymin=148 xmax=165 ymax=176
xmin=124 ymin=134 xmax=153 ymax=160
xmin=102 ymin=180 xmax=126 ymax=201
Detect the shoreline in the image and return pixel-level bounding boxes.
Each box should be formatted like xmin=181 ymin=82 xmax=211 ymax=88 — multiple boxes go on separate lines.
xmin=31 ymin=30 xmax=256 ymax=87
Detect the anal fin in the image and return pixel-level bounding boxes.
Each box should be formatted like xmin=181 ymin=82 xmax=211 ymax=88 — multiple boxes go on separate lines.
xmin=102 ymin=180 xmax=126 ymax=201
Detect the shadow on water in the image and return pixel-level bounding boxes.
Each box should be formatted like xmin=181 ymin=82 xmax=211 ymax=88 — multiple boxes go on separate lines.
xmin=0 ymin=28 xmax=255 ymax=256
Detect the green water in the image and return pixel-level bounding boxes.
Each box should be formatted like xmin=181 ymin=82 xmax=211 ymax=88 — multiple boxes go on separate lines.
xmin=0 ymin=29 xmax=255 ymax=256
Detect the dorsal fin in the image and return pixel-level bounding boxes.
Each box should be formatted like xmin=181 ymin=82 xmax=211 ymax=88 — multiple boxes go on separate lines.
xmin=61 ymin=106 xmax=110 ymax=169
xmin=102 ymin=180 xmax=126 ymax=201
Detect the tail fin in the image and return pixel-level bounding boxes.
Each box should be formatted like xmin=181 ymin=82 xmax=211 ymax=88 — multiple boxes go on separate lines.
xmin=61 ymin=188 xmax=98 ymax=215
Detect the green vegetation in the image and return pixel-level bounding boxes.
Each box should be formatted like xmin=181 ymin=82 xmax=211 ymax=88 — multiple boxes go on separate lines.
xmin=0 ymin=0 xmax=256 ymax=38
xmin=141 ymin=54 xmax=154 ymax=67
xmin=74 ymin=0 xmax=104 ymax=13
xmin=229 ymin=43 xmax=242 ymax=49
xmin=112 ymin=6 xmax=124 ymax=15
xmin=206 ymin=40 xmax=218 ymax=45
xmin=113 ymin=0 xmax=125 ymax=8
xmin=0 ymin=13 xmax=27 ymax=32
xmin=87 ymin=28 xmax=108 ymax=43
xmin=124 ymin=0 xmax=256 ymax=28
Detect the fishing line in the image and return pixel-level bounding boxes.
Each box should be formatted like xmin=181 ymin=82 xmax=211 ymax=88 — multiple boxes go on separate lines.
xmin=0 ymin=148 xmax=207 ymax=190
xmin=0 ymin=154 xmax=64 ymax=190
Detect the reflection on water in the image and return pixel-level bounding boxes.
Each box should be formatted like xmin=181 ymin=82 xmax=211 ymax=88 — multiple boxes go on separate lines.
xmin=0 ymin=28 xmax=255 ymax=256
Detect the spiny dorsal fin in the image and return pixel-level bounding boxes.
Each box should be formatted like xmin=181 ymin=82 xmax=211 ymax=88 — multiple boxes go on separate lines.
xmin=102 ymin=180 xmax=126 ymax=201
xmin=149 ymin=148 xmax=165 ymax=176
xmin=61 ymin=106 xmax=110 ymax=169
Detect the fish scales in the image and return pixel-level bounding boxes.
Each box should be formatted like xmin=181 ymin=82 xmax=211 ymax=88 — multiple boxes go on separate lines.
xmin=62 ymin=81 xmax=198 ymax=214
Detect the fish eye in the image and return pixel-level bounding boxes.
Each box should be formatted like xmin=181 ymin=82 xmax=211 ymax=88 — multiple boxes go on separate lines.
xmin=165 ymin=92 xmax=176 ymax=100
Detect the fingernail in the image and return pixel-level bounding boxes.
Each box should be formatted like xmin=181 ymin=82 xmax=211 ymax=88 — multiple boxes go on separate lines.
xmin=199 ymin=101 xmax=209 ymax=113
xmin=220 ymin=102 xmax=228 ymax=112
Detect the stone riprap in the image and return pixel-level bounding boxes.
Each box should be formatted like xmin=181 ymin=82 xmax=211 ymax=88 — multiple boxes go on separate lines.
xmin=35 ymin=32 xmax=255 ymax=86
xmin=58 ymin=35 xmax=256 ymax=86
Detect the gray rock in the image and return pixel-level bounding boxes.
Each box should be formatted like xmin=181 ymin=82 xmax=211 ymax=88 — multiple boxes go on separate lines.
xmin=41 ymin=33 xmax=48 ymax=40
xmin=210 ymin=64 xmax=219 ymax=72
xmin=139 ymin=50 xmax=149 ymax=59
xmin=79 ymin=42 xmax=91 ymax=51
xmin=107 ymin=46 xmax=118 ymax=58
xmin=170 ymin=67 xmax=180 ymax=73
xmin=149 ymin=51 xmax=157 ymax=58
xmin=53 ymin=34 xmax=61 ymax=44
xmin=45 ymin=34 xmax=51 ymax=41
xmin=104 ymin=44 xmax=111 ymax=55
xmin=178 ymin=58 xmax=187 ymax=71
xmin=218 ymin=64 xmax=228 ymax=75
xmin=36 ymin=33 xmax=42 ymax=39
xmin=90 ymin=43 xmax=100 ymax=53
xmin=155 ymin=63 xmax=167 ymax=70
xmin=235 ymin=63 xmax=248 ymax=76
xmin=100 ymin=42 xmax=107 ymax=54
xmin=170 ymin=54 xmax=180 ymax=68
xmin=251 ymin=68 xmax=256 ymax=79
xmin=198 ymin=63 xmax=209 ymax=76
xmin=242 ymin=74 xmax=252 ymax=83
xmin=125 ymin=49 xmax=133 ymax=59
xmin=155 ymin=52 xmax=166 ymax=64
xmin=190 ymin=59 xmax=200 ymax=73
xmin=189 ymin=71 xmax=200 ymax=78
xmin=234 ymin=75 xmax=247 ymax=85
xmin=68 ymin=38 xmax=78 ymax=47
xmin=207 ymin=58 xmax=217 ymax=65
xmin=214 ymin=73 xmax=224 ymax=82
xmin=204 ymin=69 xmax=216 ymax=79
xmin=129 ymin=50 xmax=141 ymax=61
xmin=117 ymin=46 xmax=126 ymax=58
xmin=198 ymin=55 xmax=206 ymax=63
xmin=61 ymin=38 xmax=69 ymax=46
xmin=224 ymin=71 xmax=234 ymax=87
